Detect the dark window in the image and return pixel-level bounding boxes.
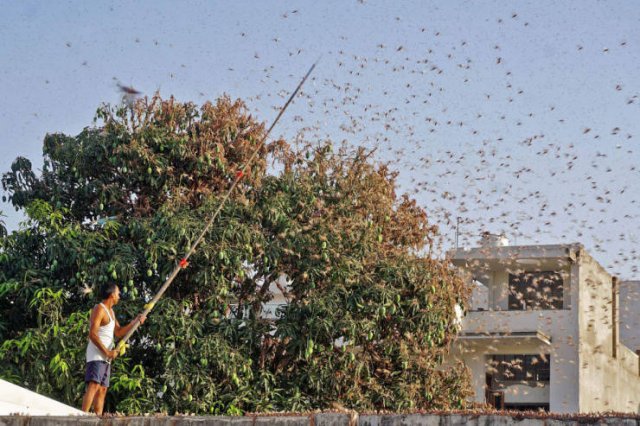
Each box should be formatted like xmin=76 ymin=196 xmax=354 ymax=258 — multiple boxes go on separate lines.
xmin=509 ymin=271 xmax=563 ymax=310
xmin=504 ymin=403 xmax=549 ymax=412
xmin=490 ymin=354 xmax=550 ymax=385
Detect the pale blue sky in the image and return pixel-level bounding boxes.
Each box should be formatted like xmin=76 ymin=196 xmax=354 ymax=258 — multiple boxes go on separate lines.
xmin=1 ymin=1 xmax=639 ymax=277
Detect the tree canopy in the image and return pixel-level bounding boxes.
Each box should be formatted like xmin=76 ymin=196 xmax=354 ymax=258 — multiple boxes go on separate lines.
xmin=0 ymin=95 xmax=471 ymax=414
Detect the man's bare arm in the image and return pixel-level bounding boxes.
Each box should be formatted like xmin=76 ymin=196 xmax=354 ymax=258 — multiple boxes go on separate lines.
xmin=114 ymin=314 xmax=146 ymax=339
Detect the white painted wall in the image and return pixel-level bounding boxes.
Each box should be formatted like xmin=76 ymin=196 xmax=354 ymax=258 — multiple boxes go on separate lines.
xmin=577 ymin=255 xmax=640 ymax=413
xmin=0 ymin=379 xmax=87 ymax=416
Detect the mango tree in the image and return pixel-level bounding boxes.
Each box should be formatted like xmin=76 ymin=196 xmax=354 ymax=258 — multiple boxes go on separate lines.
xmin=0 ymin=95 xmax=471 ymax=414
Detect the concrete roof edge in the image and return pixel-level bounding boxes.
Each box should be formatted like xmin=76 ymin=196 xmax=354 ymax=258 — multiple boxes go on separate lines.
xmin=449 ymin=242 xmax=584 ymax=259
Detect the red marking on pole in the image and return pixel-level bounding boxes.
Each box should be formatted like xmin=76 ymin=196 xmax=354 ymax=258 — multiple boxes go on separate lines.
xmin=236 ymin=170 xmax=244 ymax=179
xmin=179 ymin=258 xmax=189 ymax=269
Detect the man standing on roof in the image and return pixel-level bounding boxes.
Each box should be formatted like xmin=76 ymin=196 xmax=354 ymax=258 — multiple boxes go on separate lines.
xmin=81 ymin=282 xmax=146 ymax=415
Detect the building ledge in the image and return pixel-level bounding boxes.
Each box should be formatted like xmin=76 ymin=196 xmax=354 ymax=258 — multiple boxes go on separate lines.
xmin=457 ymin=330 xmax=552 ymax=345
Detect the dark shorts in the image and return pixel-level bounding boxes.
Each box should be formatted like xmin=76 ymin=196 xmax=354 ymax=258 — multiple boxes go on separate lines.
xmin=85 ymin=360 xmax=111 ymax=387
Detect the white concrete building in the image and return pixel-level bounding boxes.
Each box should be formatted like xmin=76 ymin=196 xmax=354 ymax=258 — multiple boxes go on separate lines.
xmin=447 ymin=239 xmax=640 ymax=413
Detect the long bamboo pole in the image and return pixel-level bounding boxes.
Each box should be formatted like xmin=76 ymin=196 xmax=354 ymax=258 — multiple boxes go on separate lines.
xmin=114 ymin=61 xmax=319 ymax=355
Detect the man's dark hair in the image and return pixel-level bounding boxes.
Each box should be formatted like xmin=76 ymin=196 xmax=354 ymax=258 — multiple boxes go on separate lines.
xmin=99 ymin=282 xmax=118 ymax=300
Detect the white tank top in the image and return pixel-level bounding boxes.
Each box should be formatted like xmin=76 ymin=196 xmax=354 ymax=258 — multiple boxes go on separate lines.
xmin=86 ymin=303 xmax=115 ymax=362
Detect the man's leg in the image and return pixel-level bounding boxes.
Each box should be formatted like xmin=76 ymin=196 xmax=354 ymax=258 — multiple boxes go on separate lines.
xmin=93 ymin=386 xmax=108 ymax=416
xmin=81 ymin=381 xmax=101 ymax=412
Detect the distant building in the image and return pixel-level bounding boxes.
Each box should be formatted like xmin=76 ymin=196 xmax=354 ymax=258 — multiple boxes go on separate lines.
xmin=447 ymin=238 xmax=640 ymax=413
xmin=620 ymin=280 xmax=640 ymax=354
